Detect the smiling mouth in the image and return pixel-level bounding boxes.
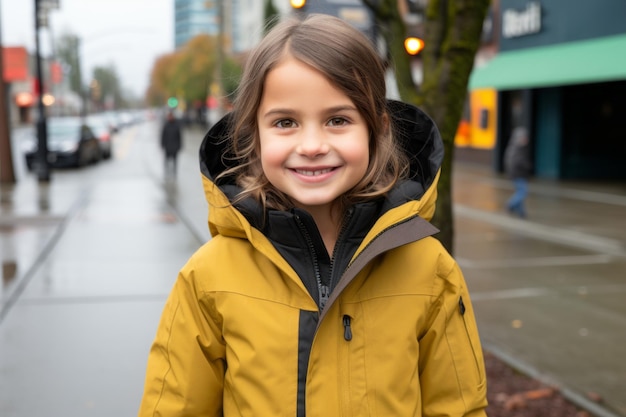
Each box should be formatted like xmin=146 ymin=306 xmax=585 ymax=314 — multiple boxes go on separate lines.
xmin=294 ymin=168 xmax=334 ymax=176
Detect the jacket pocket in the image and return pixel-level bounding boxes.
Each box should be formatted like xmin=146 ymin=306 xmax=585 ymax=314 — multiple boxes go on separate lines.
xmin=458 ymin=296 xmax=486 ymax=387
xmin=338 ymin=303 xmax=368 ymax=417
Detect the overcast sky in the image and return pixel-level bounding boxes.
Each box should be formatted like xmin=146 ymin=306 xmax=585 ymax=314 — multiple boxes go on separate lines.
xmin=1 ymin=0 xmax=174 ymax=97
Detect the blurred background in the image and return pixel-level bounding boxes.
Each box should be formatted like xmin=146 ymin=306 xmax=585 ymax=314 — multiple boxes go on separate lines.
xmin=1 ymin=0 xmax=624 ymax=183
xmin=1 ymin=1 xmax=625 ymax=417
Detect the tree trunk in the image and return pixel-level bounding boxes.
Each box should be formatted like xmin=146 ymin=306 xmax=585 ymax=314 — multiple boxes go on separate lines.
xmin=365 ymin=0 xmax=490 ymax=255
xmin=419 ymin=0 xmax=490 ymax=254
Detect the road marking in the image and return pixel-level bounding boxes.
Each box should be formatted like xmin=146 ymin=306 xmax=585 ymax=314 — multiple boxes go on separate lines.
xmin=470 ymin=283 xmax=626 ymax=302
xmin=113 ymin=127 xmax=138 ymax=160
xmin=457 ymin=170 xmax=626 ymax=206
xmin=457 ymin=254 xmax=613 ymax=269
xmin=0 ymin=215 xmax=65 ymax=228
xmin=470 ymin=287 xmax=551 ymax=301
xmin=454 ymin=204 xmax=626 ymax=257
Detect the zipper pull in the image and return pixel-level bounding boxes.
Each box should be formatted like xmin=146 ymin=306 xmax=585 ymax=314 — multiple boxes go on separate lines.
xmin=343 ymin=315 xmax=352 ymax=341
xmin=320 ymin=285 xmax=329 ymax=310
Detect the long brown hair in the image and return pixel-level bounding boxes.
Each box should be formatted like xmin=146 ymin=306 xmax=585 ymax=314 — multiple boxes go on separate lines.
xmin=219 ymin=14 xmax=409 ymax=212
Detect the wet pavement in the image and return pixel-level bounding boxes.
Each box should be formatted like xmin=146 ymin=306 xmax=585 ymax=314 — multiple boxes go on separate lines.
xmin=0 ymin=119 xmax=625 ymax=417
xmin=453 ymin=165 xmax=626 ymax=417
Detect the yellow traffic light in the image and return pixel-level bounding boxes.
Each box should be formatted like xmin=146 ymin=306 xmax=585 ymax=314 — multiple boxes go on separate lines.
xmin=290 ymin=0 xmax=306 ymax=8
xmin=404 ymin=37 xmax=425 ymax=55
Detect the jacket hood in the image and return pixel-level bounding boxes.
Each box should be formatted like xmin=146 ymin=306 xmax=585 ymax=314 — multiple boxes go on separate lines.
xmin=199 ymin=100 xmax=443 ymax=239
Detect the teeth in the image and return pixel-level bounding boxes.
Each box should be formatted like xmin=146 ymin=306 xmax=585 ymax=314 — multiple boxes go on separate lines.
xmin=296 ymin=168 xmax=333 ymax=176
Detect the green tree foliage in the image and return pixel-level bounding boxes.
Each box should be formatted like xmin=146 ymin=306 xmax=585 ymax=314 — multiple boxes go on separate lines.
xmin=145 ymin=35 xmax=217 ymax=108
xmin=178 ymin=34 xmax=217 ymax=103
xmin=363 ymin=0 xmax=490 ymax=253
xmin=222 ymin=56 xmax=243 ymax=102
xmin=92 ymin=65 xmax=124 ymax=110
xmin=55 ymin=32 xmax=83 ymax=97
xmin=264 ymin=0 xmax=280 ymax=34
xmin=146 ymin=53 xmax=180 ymax=106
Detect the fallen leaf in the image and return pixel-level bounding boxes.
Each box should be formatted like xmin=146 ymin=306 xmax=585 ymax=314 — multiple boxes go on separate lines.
xmin=524 ymin=387 xmax=556 ymax=400
xmin=504 ymin=394 xmax=527 ymax=411
xmin=586 ymin=391 xmax=603 ymax=403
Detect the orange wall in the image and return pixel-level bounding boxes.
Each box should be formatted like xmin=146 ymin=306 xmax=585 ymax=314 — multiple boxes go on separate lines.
xmin=469 ymin=88 xmax=497 ymax=149
xmin=455 ymin=88 xmax=498 ymax=149
xmin=2 ymin=47 xmax=29 ymax=82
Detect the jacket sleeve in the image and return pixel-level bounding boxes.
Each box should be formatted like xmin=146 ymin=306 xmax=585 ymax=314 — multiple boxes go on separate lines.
xmin=419 ymin=260 xmax=488 ymax=417
xmin=138 ymin=259 xmax=225 ymax=417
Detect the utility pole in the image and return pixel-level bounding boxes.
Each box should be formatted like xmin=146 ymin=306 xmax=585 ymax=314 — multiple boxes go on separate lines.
xmin=0 ymin=1 xmax=16 ymax=184
xmin=34 ymin=0 xmax=51 ymax=182
xmin=205 ymin=0 xmax=225 ymax=118
xmin=217 ymin=0 xmax=224 ymax=116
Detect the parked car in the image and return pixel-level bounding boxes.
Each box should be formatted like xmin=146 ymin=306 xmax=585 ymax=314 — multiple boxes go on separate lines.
xmin=24 ymin=117 xmax=101 ymax=170
xmin=87 ymin=114 xmax=114 ymax=159
xmin=101 ymin=110 xmax=121 ymax=133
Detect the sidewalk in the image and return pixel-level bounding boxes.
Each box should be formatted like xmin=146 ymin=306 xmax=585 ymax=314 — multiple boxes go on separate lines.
xmin=0 ymin=122 xmax=200 ymax=417
xmin=1 ymin=122 xmax=625 ymax=417
xmin=452 ymin=163 xmax=626 ymax=417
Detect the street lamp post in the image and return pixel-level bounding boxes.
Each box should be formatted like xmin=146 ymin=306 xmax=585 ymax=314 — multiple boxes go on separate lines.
xmin=34 ymin=0 xmax=50 ymax=182
xmin=0 ymin=1 xmax=16 ymax=184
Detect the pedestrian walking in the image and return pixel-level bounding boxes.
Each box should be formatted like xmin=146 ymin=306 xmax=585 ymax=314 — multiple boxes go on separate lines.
xmin=504 ymin=126 xmax=532 ymax=218
xmin=138 ymin=14 xmax=487 ymax=417
xmin=160 ymin=111 xmax=182 ymax=178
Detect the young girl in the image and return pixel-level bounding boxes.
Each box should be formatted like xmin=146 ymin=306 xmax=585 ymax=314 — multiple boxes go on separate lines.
xmin=139 ymin=14 xmax=487 ymax=417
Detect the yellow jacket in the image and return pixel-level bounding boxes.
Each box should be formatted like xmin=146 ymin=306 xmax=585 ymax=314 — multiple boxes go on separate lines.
xmin=138 ymin=101 xmax=487 ymax=417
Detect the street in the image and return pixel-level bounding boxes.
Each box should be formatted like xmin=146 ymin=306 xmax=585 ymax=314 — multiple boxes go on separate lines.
xmin=1 ymin=118 xmax=625 ymax=417
xmin=1 ymin=119 xmax=208 ymax=417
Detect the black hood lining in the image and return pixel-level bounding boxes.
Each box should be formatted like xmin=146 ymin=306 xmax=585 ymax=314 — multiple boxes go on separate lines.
xmin=200 ymin=100 xmax=443 ymax=190
xmin=199 ymin=100 xmax=444 ymax=224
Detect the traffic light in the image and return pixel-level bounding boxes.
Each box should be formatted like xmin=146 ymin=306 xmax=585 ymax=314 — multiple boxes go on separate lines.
xmin=404 ymin=37 xmax=425 ymax=55
xmin=167 ymin=97 xmax=179 ymax=108
xmin=290 ymin=0 xmax=306 ymax=9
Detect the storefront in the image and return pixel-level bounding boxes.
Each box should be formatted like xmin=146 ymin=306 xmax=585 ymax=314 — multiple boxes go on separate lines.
xmin=2 ymin=46 xmax=32 ymax=124
xmin=468 ymin=0 xmax=626 ymax=179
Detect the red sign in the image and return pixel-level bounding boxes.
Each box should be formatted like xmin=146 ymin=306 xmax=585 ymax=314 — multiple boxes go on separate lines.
xmin=50 ymin=61 xmax=63 ymax=84
xmin=2 ymin=47 xmax=29 ymax=82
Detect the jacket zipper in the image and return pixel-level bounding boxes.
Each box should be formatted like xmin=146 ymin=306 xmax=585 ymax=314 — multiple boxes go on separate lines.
xmin=343 ymin=315 xmax=352 ymax=341
xmin=319 ymin=214 xmax=438 ymax=327
xmin=459 ymin=296 xmax=484 ymax=383
xmin=328 ymin=208 xmax=354 ymax=293
xmin=294 ymin=215 xmax=327 ymax=310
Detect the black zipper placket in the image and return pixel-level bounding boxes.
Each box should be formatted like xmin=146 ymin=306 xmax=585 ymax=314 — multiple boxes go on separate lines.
xmin=294 ymin=215 xmax=327 ymax=310
xmin=319 ymin=215 xmax=429 ymax=326
xmin=328 ymin=208 xmax=354 ymax=293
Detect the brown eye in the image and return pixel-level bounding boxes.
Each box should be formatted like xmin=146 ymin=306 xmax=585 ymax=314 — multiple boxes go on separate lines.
xmin=276 ymin=119 xmax=295 ymax=128
xmin=328 ymin=117 xmax=348 ymax=127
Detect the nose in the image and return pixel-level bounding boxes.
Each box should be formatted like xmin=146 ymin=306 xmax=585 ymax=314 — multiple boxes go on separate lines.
xmin=297 ymin=127 xmax=329 ymax=157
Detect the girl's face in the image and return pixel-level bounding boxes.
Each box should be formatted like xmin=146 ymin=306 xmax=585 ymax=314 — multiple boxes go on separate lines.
xmin=257 ymin=56 xmax=369 ymax=214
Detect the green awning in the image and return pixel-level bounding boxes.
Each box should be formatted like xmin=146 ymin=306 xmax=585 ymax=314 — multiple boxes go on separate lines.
xmin=469 ymin=33 xmax=626 ymax=90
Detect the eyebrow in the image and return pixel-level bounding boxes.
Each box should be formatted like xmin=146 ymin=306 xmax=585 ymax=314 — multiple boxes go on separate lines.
xmin=260 ymin=105 xmax=359 ymax=120
xmin=260 ymin=108 xmax=296 ymax=120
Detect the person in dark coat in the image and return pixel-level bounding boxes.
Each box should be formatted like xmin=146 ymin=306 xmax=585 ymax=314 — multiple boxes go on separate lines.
xmin=504 ymin=126 xmax=532 ymax=218
xmin=161 ymin=111 xmax=182 ymax=178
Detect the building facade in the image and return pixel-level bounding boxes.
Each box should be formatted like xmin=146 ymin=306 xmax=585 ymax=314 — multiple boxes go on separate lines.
xmin=288 ymin=0 xmax=377 ymax=44
xmin=174 ymin=0 xmax=220 ymax=49
xmin=174 ymin=0 xmax=265 ymax=53
xmin=468 ymin=0 xmax=626 ymax=180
